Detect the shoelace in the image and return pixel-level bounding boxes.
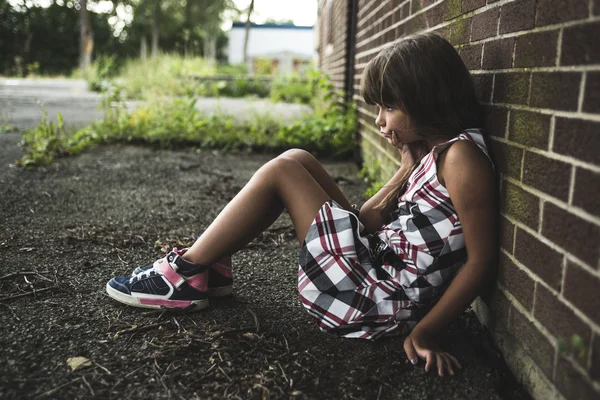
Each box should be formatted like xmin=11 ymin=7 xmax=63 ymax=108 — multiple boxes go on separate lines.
xmin=129 ymin=268 xmax=159 ymax=284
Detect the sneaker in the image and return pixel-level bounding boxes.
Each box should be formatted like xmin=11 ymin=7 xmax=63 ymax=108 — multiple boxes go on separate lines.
xmin=106 ymin=249 xmax=210 ymax=311
xmin=132 ymin=248 xmax=233 ymax=297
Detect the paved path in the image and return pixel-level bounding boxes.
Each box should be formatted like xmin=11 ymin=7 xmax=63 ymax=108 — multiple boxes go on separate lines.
xmin=0 ymin=78 xmax=312 ymax=131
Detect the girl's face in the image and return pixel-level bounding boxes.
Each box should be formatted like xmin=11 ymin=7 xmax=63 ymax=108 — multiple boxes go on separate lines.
xmin=375 ymin=105 xmax=422 ymax=145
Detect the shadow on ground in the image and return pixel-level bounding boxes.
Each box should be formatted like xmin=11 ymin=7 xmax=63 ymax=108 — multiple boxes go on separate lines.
xmin=0 ymin=133 xmax=530 ymax=399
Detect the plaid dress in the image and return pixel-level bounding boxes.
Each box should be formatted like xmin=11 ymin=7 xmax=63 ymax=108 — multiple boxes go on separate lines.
xmin=298 ymin=130 xmax=491 ymax=340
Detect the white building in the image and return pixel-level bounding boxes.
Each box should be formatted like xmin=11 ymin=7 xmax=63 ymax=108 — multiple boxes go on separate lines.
xmin=227 ymin=23 xmax=315 ymax=74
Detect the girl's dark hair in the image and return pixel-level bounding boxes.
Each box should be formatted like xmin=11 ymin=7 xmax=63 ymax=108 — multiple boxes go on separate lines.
xmin=360 ymin=32 xmax=483 ymax=218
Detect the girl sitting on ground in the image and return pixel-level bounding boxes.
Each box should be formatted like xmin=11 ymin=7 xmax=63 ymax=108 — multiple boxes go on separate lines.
xmin=106 ymin=32 xmax=497 ymax=377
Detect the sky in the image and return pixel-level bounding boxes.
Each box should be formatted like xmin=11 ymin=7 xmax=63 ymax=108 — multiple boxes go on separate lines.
xmin=230 ymin=0 xmax=317 ymax=27
xmin=8 ymin=0 xmax=318 ymax=28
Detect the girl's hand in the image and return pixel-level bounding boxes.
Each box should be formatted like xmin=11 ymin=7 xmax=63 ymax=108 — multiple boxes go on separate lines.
xmin=390 ymin=131 xmax=427 ymax=168
xmin=403 ymin=330 xmax=462 ymax=377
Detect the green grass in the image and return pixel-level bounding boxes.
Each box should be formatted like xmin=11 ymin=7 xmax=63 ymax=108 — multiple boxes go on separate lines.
xmin=18 ymin=75 xmax=357 ymax=168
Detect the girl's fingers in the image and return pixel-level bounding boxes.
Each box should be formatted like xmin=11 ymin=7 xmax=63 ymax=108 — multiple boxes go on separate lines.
xmin=446 ymin=353 xmax=462 ymax=369
xmin=436 ymin=354 xmax=444 ymax=376
xmin=403 ymin=338 xmax=419 ymax=366
xmin=442 ymin=354 xmax=454 ymax=376
xmin=425 ymin=352 xmax=433 ymax=372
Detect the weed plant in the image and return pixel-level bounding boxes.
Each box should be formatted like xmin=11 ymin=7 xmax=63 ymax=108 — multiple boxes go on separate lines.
xmin=18 ymin=73 xmax=357 ymax=168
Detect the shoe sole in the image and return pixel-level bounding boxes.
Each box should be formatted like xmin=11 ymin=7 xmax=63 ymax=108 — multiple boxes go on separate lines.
xmin=106 ymin=283 xmax=209 ymax=311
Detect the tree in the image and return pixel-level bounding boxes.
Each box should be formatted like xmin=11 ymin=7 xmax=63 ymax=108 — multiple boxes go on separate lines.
xmin=79 ymin=0 xmax=94 ymax=70
xmin=243 ymin=0 xmax=254 ymax=63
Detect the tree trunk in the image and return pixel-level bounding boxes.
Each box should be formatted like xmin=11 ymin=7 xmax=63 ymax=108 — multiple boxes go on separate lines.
xmin=151 ymin=1 xmax=160 ymax=58
xmin=79 ymin=0 xmax=93 ymax=70
xmin=140 ymin=34 xmax=148 ymax=60
xmin=243 ymin=0 xmax=254 ymax=63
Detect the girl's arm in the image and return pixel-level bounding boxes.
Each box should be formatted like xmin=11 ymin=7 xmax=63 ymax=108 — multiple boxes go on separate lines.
xmin=403 ymin=139 xmax=498 ymax=376
xmin=359 ymin=139 xmax=426 ymax=233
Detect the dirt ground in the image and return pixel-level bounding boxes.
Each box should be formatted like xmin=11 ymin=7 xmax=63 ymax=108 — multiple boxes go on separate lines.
xmin=0 ymin=133 xmax=530 ymax=399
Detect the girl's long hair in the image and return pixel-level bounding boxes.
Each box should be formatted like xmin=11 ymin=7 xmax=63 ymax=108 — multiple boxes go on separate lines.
xmin=360 ymin=32 xmax=483 ymax=219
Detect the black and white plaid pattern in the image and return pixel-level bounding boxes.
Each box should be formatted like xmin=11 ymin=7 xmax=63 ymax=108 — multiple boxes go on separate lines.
xmin=298 ymin=130 xmax=491 ymax=340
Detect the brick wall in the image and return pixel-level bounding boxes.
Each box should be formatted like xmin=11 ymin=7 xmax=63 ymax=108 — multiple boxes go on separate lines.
xmin=317 ymin=0 xmax=349 ymax=93
xmin=318 ymin=1 xmax=600 ymax=399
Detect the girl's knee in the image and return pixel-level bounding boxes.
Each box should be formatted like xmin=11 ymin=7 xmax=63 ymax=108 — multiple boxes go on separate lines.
xmin=256 ymin=157 xmax=302 ymax=182
xmin=279 ymin=148 xmax=315 ymax=163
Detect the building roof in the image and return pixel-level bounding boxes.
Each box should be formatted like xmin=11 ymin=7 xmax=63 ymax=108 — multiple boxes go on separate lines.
xmin=231 ymin=22 xmax=313 ymax=30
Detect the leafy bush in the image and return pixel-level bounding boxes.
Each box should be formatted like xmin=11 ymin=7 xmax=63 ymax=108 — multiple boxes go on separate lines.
xmin=86 ymin=55 xmax=120 ymax=92
xmin=196 ymin=77 xmax=270 ymax=98
xmin=270 ymin=73 xmax=315 ymax=105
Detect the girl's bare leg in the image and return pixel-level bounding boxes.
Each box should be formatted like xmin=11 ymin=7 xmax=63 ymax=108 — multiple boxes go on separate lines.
xmin=182 ymin=153 xmax=345 ymax=266
xmin=279 ymin=149 xmax=353 ymax=211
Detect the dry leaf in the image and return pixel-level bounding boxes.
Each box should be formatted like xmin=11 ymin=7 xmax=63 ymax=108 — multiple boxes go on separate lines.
xmin=67 ymin=356 xmax=92 ymax=372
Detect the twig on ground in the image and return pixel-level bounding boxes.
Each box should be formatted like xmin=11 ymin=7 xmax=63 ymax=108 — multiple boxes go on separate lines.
xmin=81 ymin=375 xmax=94 ymax=396
xmin=0 ymin=303 xmax=21 ymax=321
xmin=112 ymin=322 xmax=169 ymax=340
xmin=218 ymin=366 xmax=232 ymax=382
xmin=276 ymin=361 xmax=289 ymax=383
xmin=0 ymin=271 xmax=50 ymax=280
xmin=34 ymin=377 xmax=82 ymax=399
xmin=248 ymin=309 xmax=260 ymax=333
xmin=93 ymin=361 xmax=112 ymax=375
xmin=0 ymin=286 xmax=54 ymax=302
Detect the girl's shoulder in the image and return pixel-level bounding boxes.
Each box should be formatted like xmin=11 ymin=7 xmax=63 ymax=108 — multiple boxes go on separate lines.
xmin=436 ymin=130 xmax=495 ymax=187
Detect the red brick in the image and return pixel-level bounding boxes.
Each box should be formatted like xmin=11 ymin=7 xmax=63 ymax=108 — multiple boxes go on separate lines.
xmin=424 ymin=2 xmax=445 ymax=27
xmin=554 ymin=118 xmax=600 ymax=166
xmin=564 ymin=261 xmax=600 ymax=325
xmin=498 ymin=252 xmax=535 ymax=310
xmin=591 ymin=334 xmax=600 ymax=380
xmin=499 ymin=0 xmax=535 ymax=34
xmin=509 ymin=307 xmax=555 ymax=379
xmin=443 ymin=0 xmax=462 ymax=20
xmin=482 ymin=37 xmax=514 ymax=70
xmin=530 ymin=72 xmax=581 ymax=112
xmin=483 ymin=105 xmax=507 ymax=138
xmin=501 ymin=181 xmax=540 ymax=230
xmin=489 ymin=140 xmax=522 ymax=180
xmin=450 ymin=17 xmax=472 ymax=45
xmin=536 ymin=0 xmax=589 ymax=27
xmin=583 ymin=71 xmax=600 ymax=114
xmin=556 ymin=357 xmax=600 ymax=400
xmin=508 ymin=110 xmax=550 ymax=150
xmin=499 ymin=215 xmax=515 ymax=253
xmin=522 ymin=151 xmax=571 ymax=202
xmin=472 ymin=73 xmax=493 ymax=102
xmin=514 ymin=228 xmax=563 ymax=290
xmin=544 ymin=203 xmax=600 ymax=267
xmin=514 ymin=30 xmax=558 ymax=68
xmin=462 ymin=0 xmax=485 ymax=13
xmin=534 ymin=284 xmax=591 ymax=347
xmin=471 ymin=7 xmax=499 ymax=41
xmin=561 ymin=21 xmax=600 ymax=66
xmin=493 ymin=72 xmax=530 ymax=105
xmin=573 ymin=168 xmax=600 ymax=219
xmin=459 ymin=43 xmax=482 ymax=70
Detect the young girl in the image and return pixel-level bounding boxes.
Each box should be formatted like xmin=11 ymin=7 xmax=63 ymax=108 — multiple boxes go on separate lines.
xmin=106 ymin=32 xmax=497 ymax=377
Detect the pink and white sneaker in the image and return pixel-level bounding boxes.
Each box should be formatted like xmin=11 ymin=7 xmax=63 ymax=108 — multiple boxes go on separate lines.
xmin=106 ymin=249 xmax=215 ymax=311
xmin=131 ymin=248 xmax=233 ymax=297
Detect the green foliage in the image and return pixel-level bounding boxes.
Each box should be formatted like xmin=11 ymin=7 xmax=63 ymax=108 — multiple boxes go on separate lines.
xmin=111 ymin=54 xmax=215 ymax=99
xmin=557 ymin=334 xmax=587 ymax=365
xmin=86 ymin=55 xmax=120 ymax=92
xmin=18 ymin=73 xmax=358 ymax=167
xmin=196 ymin=77 xmax=270 ymax=98
xmin=270 ymin=73 xmax=315 ymax=105
xmin=359 ymin=162 xmax=385 ymax=198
